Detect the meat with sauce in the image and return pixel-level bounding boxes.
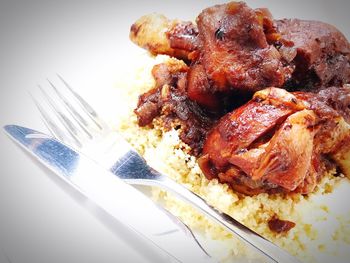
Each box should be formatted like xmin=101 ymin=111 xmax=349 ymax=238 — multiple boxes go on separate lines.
xmin=268 ymin=215 xmax=296 ymax=234
xmin=130 ymin=2 xmax=350 ymax=101
xmin=276 ymin=19 xmax=350 ymax=90
xmin=198 ymin=87 xmax=350 ymax=195
xmin=130 ymin=14 xmax=198 ymax=60
xmin=194 ymin=2 xmax=290 ymax=93
xmin=134 ymin=58 xmax=218 ymax=156
xmin=130 ymin=1 xmax=350 ymax=196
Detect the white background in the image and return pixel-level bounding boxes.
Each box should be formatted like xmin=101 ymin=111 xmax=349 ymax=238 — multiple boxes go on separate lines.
xmin=0 ymin=1 xmax=349 ymax=262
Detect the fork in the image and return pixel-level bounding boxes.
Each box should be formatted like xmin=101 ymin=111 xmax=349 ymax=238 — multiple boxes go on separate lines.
xmin=31 ymin=75 xmax=300 ymax=263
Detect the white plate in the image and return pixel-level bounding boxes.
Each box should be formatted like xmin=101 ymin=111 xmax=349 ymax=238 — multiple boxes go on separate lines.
xmin=1 ymin=1 xmax=349 ymax=263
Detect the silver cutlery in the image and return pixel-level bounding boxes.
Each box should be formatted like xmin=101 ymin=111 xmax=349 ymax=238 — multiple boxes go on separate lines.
xmin=30 ymin=75 xmax=300 ymax=263
xmin=3 ymin=125 xmax=215 ymax=263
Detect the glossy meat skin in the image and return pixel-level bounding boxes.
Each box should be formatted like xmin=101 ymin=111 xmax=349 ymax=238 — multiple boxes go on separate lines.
xmin=130 ymin=3 xmax=350 ymax=101
xmin=252 ymin=109 xmax=316 ymax=191
xmin=199 ymin=87 xmax=350 ymax=194
xmin=167 ymin=21 xmax=199 ymax=53
xmin=130 ymin=2 xmax=291 ymax=107
xmin=196 ymin=2 xmax=288 ymax=92
xmin=131 ymin=2 xmax=350 ymax=196
xmin=202 ymin=100 xmax=294 ymax=169
xmin=202 ymin=87 xmax=308 ymax=173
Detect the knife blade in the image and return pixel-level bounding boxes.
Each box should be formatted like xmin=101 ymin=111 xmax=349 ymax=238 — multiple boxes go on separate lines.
xmin=4 ymin=124 xmax=215 ymax=263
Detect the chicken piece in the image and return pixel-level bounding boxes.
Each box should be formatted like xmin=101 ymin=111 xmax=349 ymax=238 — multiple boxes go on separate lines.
xmin=252 ymin=109 xmax=316 ymax=191
xmin=134 ymin=58 xmax=216 ymax=155
xmin=130 ymin=14 xmax=198 ymax=60
xmin=314 ymin=85 xmax=350 ymax=123
xmin=186 ymin=64 xmax=221 ymax=110
xmin=253 ymin=87 xmax=308 ymax=110
xmin=199 ymin=87 xmax=350 ymax=194
xmin=276 ymin=19 xmax=350 ymax=89
xmin=167 ymin=21 xmax=199 ymax=53
xmin=131 ymin=2 xmax=350 ymax=194
xmin=130 ymin=2 xmax=291 ymax=109
xmin=202 ymin=88 xmax=304 ymax=171
xmin=134 ymin=58 xmax=188 ymax=126
xmin=295 ymin=85 xmax=350 ymax=179
xmin=196 ymin=2 xmax=289 ymax=92
xmin=130 ymin=2 xmax=350 ymax=100
xmin=202 ymin=101 xmax=291 ymax=169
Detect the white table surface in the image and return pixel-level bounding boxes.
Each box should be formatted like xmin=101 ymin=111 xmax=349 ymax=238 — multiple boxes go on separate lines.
xmin=0 ymin=1 xmax=349 ymax=262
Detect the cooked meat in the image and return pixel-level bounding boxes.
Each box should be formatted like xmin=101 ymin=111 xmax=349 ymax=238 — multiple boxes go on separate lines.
xmin=268 ymin=216 xmax=296 ymax=234
xmin=251 ymin=109 xmax=316 ymax=191
xmin=131 ymin=1 xmax=350 ymax=195
xmin=130 ymin=3 xmax=350 ymax=95
xmin=130 ymin=14 xmax=198 ymax=60
xmin=332 ymin=136 xmax=350 ymax=179
xmin=294 ymin=85 xmax=350 ymax=156
xmin=186 ymin=64 xmax=221 ymax=111
xmin=276 ymin=19 xmax=350 ymax=90
xmin=167 ymin=21 xmax=199 ymax=53
xmin=134 ymin=59 xmax=188 ymax=126
xmin=134 ymin=59 xmax=217 ymax=156
xmin=130 ymin=14 xmax=176 ymax=55
xmin=199 ymin=87 xmax=350 ymax=194
xmin=201 ymin=99 xmax=297 ymax=170
xmin=134 ymin=87 xmax=161 ymax=126
xmin=195 ymin=2 xmax=290 ymax=92
xmin=314 ymin=85 xmax=350 ymax=123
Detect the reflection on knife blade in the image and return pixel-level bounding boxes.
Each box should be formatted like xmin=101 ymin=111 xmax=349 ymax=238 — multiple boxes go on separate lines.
xmin=4 ymin=125 xmax=215 ymax=263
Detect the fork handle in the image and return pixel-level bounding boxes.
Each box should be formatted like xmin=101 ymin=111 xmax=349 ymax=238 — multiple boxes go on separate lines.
xmin=147 ymin=175 xmax=300 ymax=263
xmin=113 ymin=149 xmax=299 ymax=262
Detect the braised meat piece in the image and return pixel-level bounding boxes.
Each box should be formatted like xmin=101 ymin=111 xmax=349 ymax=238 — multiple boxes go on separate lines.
xmin=276 ymin=19 xmax=350 ymax=90
xmin=131 ymin=1 xmax=350 ymax=196
xmin=200 ymin=95 xmax=301 ymax=170
xmin=195 ymin=2 xmax=289 ymax=92
xmin=130 ymin=2 xmax=292 ymax=107
xmin=130 ymin=14 xmax=198 ymax=60
xmin=168 ymin=21 xmax=199 ymax=53
xmin=134 ymin=59 xmax=188 ymax=126
xmin=268 ymin=216 xmax=296 ymax=234
xmin=134 ymin=59 xmax=217 ymax=155
xmin=199 ymin=87 xmax=350 ymax=195
xmin=130 ymin=2 xmax=350 ymax=97
xmin=314 ymin=85 xmax=350 ymax=123
xmin=130 ymin=2 xmax=350 ymax=119
xmin=296 ymin=85 xmax=350 ymax=180
xmin=251 ymin=109 xmax=317 ymax=191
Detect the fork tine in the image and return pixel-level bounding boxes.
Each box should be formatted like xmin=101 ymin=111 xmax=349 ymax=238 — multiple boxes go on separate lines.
xmin=57 ymin=74 xmax=105 ymax=130
xmin=29 ymin=91 xmax=67 ymax=142
xmin=47 ymin=79 xmax=93 ymax=140
xmin=38 ymin=85 xmax=83 ymax=148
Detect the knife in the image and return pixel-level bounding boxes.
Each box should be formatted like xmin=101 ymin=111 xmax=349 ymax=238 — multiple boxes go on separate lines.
xmin=4 ymin=125 xmax=215 ymax=263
